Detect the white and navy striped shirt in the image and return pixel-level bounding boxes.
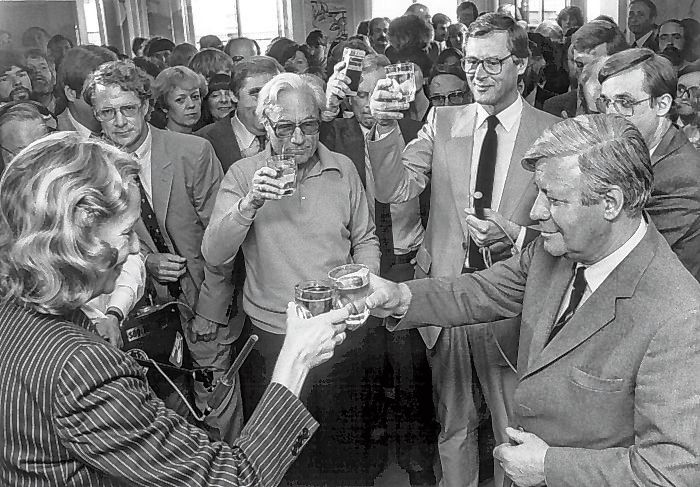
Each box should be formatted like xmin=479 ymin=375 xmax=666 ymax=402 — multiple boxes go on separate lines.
xmin=0 ymin=299 xmax=317 ymax=486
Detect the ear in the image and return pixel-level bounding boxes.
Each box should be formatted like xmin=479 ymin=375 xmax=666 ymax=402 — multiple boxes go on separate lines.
xmin=231 ymin=91 xmax=239 ymax=103
xmin=653 ymin=93 xmax=673 ymax=117
xmin=602 ymin=186 xmax=625 ymax=221
xmin=515 ymin=56 xmax=528 ymax=76
xmin=64 ymin=85 xmax=77 ymax=102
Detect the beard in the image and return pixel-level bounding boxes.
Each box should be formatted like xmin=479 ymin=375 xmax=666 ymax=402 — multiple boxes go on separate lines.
xmin=31 ymin=78 xmax=53 ymax=95
xmin=9 ymin=86 xmax=31 ymax=101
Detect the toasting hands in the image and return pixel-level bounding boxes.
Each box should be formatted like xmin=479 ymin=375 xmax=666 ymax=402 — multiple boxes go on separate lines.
xmin=364 ymin=273 xmax=413 ymax=318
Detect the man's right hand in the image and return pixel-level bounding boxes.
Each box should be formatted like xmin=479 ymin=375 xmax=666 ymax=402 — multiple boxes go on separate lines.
xmin=145 ymin=253 xmax=187 ymax=283
xmin=365 ymin=273 xmax=413 ymax=318
xmin=239 ymin=166 xmax=286 ymax=213
xmin=326 ymin=61 xmax=351 ymax=115
xmin=370 ymin=78 xmax=409 ymax=128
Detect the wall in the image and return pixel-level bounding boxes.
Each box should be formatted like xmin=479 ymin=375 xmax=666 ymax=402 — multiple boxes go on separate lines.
xmin=0 ymin=1 xmax=78 ymax=46
xmin=292 ymin=0 xmax=370 ymax=44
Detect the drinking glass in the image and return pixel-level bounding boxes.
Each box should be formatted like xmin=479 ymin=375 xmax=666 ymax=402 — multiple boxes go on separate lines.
xmin=266 ymin=154 xmax=297 ymax=196
xmin=385 ymin=63 xmax=416 ymax=103
xmin=328 ymin=263 xmax=370 ymax=328
xmin=294 ymin=279 xmax=338 ymax=318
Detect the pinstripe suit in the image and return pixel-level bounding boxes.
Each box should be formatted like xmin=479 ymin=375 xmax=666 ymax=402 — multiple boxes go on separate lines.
xmin=0 ymin=299 xmax=317 ymax=486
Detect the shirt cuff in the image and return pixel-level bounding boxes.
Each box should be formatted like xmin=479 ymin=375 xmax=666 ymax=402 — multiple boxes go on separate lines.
xmin=106 ymin=286 xmax=137 ymax=317
xmin=234 ymin=198 xmax=257 ymax=225
xmin=514 ymin=225 xmax=527 ymax=253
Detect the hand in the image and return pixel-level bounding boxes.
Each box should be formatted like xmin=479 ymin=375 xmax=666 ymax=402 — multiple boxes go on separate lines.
xmin=370 ymin=78 xmax=409 ymax=127
xmin=493 ymin=427 xmax=549 ymax=487
xmin=240 ymin=166 xmax=286 ymax=212
xmin=189 ymin=315 xmax=219 ymax=343
xmin=145 ymin=253 xmax=186 ymax=283
xmin=94 ymin=315 xmax=124 ymax=349
xmin=282 ymin=302 xmax=349 ymax=368
xmin=326 ymin=61 xmax=351 ymax=114
xmin=465 ymin=208 xmax=521 ymax=249
xmin=365 ymin=273 xmax=412 ymax=318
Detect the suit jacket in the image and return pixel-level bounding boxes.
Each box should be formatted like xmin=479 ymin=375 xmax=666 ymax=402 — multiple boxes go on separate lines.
xmin=542 ymin=89 xmax=577 ymax=118
xmin=0 ymin=299 xmax=317 ymax=486
xmin=397 ymin=223 xmax=700 ymax=486
xmin=367 ymin=100 xmax=559 ymax=352
xmin=320 ymin=116 xmax=429 ymax=274
xmin=134 ymin=127 xmax=234 ymax=325
xmin=195 ymin=115 xmax=242 ymax=173
xmin=647 ymin=124 xmax=700 ymax=281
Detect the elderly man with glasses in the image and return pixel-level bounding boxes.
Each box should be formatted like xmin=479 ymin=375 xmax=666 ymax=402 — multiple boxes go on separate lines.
xmin=202 ymin=72 xmax=380 ymax=485
xmin=597 ymin=48 xmax=700 ymax=282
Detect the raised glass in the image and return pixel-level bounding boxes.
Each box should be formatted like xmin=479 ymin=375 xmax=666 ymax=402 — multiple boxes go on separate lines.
xmin=328 ymin=263 xmax=370 ymax=328
xmin=385 ymin=63 xmax=416 ymax=103
xmin=266 ymin=154 xmax=297 ymax=196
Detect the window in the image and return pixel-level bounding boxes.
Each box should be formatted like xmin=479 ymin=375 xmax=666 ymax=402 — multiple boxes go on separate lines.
xmin=372 ymin=0 xmax=459 ymax=22
xmin=528 ymin=0 xmax=568 ymax=25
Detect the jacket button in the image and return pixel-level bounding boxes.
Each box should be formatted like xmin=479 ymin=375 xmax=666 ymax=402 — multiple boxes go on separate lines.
xmin=462 ymin=241 xmax=468 ymax=250
xmin=301 ymin=427 xmax=310 ymax=439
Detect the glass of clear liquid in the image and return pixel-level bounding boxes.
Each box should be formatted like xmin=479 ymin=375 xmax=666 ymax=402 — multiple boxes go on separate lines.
xmin=328 ymin=263 xmax=370 ymax=329
xmin=294 ymin=279 xmax=338 ymax=318
xmin=385 ymin=63 xmax=416 ymax=103
xmin=266 ymin=154 xmax=297 ymax=196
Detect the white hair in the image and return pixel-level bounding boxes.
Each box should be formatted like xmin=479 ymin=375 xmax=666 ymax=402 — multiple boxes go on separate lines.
xmin=255 ymin=72 xmax=325 ymax=122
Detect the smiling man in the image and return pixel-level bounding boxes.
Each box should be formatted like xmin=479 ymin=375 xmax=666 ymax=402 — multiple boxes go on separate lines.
xmin=366 ymin=114 xmax=700 ymax=487
xmin=368 ymin=12 xmax=559 ymax=487
xmin=0 ymin=50 xmax=32 ymax=103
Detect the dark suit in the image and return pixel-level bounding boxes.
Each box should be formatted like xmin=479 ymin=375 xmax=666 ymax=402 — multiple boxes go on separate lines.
xmin=195 ymin=115 xmax=243 ymax=173
xmin=134 ymin=127 xmax=240 ymax=444
xmin=647 ymin=124 xmax=700 ymax=281
xmin=320 ymin=116 xmax=437 ymax=482
xmin=632 ymin=32 xmax=659 ymax=51
xmin=543 ymin=89 xmax=577 ymax=118
xmin=396 ymin=223 xmax=700 ymax=486
xmin=0 ymin=299 xmax=317 ymax=486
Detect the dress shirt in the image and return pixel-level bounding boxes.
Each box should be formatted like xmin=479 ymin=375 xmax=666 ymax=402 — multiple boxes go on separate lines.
xmin=65 ymin=108 xmax=93 ymax=138
xmin=632 ymin=30 xmax=653 ymax=48
xmin=556 ymin=218 xmax=648 ymax=319
xmin=231 ymin=112 xmax=262 ymax=158
xmin=81 ymin=253 xmax=146 ymax=320
xmin=360 ymin=124 xmax=424 ymax=254
xmin=132 ymin=126 xmax=153 ymax=207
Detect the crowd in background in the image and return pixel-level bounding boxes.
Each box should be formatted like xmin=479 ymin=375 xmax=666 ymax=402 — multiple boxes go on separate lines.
xmin=0 ymin=1 xmax=699 ymax=486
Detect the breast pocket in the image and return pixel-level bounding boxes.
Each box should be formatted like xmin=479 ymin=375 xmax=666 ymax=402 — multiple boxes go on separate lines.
xmin=414 ymin=247 xmax=431 ymax=278
xmin=569 ymin=367 xmax=625 ymax=393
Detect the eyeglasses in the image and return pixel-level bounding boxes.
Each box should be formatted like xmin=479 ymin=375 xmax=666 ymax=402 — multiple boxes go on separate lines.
xmin=231 ymin=55 xmax=245 ymax=63
xmin=462 ymin=54 xmax=514 ymax=76
xmin=678 ymin=86 xmax=700 ymax=100
xmin=429 ymin=90 xmax=468 ymax=106
xmin=94 ymin=103 xmax=142 ymax=122
xmin=595 ymin=95 xmax=652 ymax=117
xmin=264 ymin=113 xmax=321 ymax=138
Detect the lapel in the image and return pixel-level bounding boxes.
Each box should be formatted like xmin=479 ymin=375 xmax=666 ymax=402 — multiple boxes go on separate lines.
xmin=522 ymin=223 xmax=658 ymax=380
xmin=651 ymin=124 xmax=684 ymax=167
xmin=340 ymin=119 xmax=367 ymax=187
xmin=500 ymin=103 xmax=537 ymax=219
xmin=445 ymin=104 xmax=476 ymax=239
xmin=148 ymin=128 xmax=174 ymax=230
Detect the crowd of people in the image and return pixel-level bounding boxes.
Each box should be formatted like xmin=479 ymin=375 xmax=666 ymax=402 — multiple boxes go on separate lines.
xmin=0 ymin=1 xmax=699 ymax=486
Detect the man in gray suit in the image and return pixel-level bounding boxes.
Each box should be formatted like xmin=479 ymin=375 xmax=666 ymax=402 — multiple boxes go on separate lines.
xmin=84 ymin=60 xmax=240 ymax=445
xmin=369 ymin=12 xmax=558 ymax=487
xmin=366 ymin=114 xmax=700 ymax=487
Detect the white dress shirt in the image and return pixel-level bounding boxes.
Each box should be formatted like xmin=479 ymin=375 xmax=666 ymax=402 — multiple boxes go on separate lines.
xmin=632 ymin=30 xmax=653 ymax=48
xmin=81 ymin=253 xmax=146 ymax=320
xmin=360 ymin=124 xmax=424 ymax=254
xmin=556 ymin=218 xmax=648 ymax=319
xmin=231 ymin=113 xmax=262 ymax=158
xmin=133 ymin=126 xmax=153 ymax=207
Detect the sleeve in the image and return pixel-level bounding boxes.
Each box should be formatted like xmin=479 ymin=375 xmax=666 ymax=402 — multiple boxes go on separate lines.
xmin=346 ymin=160 xmax=381 ymax=274
xmin=365 ymin=110 xmax=436 ymax=204
xmin=390 ymin=239 xmax=535 ymax=331
xmin=201 ymin=163 xmax=255 ymax=268
xmin=53 ymin=343 xmax=319 ymax=487
xmin=187 ymin=139 xmax=236 ymax=325
xmin=106 ymin=253 xmax=146 ymax=316
xmin=543 ymin=311 xmax=700 ymax=487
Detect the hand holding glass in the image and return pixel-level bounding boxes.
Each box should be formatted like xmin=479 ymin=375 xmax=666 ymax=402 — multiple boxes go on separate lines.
xmin=328 ymin=264 xmax=370 ymax=329
xmin=385 ymin=63 xmax=416 ymax=103
xmin=266 ymin=154 xmax=296 ymax=196
xmin=294 ymin=279 xmax=338 ymax=319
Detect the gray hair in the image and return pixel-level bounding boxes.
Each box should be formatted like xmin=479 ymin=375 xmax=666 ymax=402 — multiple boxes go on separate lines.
xmin=362 ymin=54 xmax=390 ymax=74
xmin=255 ymin=72 xmax=325 ymax=121
xmin=522 ymin=114 xmax=653 ymax=216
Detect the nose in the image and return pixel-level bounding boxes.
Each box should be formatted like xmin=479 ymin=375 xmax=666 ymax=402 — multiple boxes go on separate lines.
xmin=291 ymin=126 xmax=305 ymax=145
xmin=113 ymin=109 xmax=127 ymax=127
xmin=529 ymin=191 xmax=550 ymax=222
xmin=11 ymin=75 xmax=22 ymax=87
xmin=185 ymin=97 xmax=195 ymax=109
xmin=474 ymin=61 xmax=489 ymax=79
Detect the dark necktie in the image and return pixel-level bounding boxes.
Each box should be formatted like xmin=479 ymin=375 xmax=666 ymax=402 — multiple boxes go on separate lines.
xmin=547 ymin=265 xmax=587 ymax=345
xmin=136 ymin=175 xmax=182 ymax=299
xmin=469 ymin=114 xmax=499 ymax=270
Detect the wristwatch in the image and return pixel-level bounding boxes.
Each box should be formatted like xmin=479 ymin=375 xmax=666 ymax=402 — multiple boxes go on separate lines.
xmin=105 ymin=307 xmax=125 ymax=325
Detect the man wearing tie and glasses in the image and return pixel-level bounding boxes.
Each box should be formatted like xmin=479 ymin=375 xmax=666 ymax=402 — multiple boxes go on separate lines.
xmin=368 ymin=13 xmax=558 ymax=487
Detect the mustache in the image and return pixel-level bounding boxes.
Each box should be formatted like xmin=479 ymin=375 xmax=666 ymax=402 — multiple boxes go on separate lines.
xmin=9 ymin=86 xmax=31 ymax=100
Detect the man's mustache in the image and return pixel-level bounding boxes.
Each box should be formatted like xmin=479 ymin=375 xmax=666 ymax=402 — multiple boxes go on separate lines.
xmin=10 ymin=86 xmax=31 ymax=101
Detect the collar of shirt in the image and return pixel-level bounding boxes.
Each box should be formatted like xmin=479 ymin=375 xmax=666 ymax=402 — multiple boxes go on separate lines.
xmin=231 ymin=111 xmax=257 ymax=150
xmin=633 ymin=30 xmax=653 ymax=47
xmin=65 ymin=108 xmax=94 ymax=138
xmin=305 ymin=144 xmax=342 ymax=178
xmin=132 ymin=124 xmax=152 ymax=162
xmin=474 ymin=95 xmax=523 ymax=132
xmin=584 ymin=217 xmax=648 ymax=293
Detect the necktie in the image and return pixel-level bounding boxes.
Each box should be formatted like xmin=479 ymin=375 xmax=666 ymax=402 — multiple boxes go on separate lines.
xmin=546 ymin=265 xmax=587 ymax=345
xmin=469 ymin=114 xmax=499 ymax=270
xmin=135 ymin=175 xmax=182 ymax=299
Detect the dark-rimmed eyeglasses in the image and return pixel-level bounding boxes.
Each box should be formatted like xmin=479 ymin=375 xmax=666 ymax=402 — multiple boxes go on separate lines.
xmin=263 ymin=113 xmax=321 ymax=138
xmin=429 ymin=90 xmax=468 ymax=106
xmin=462 ymin=54 xmax=514 ymax=76
xmin=94 ymin=103 xmax=142 ymax=122
xmin=678 ymin=86 xmax=700 ymax=100
xmin=595 ymin=95 xmax=652 ymax=117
